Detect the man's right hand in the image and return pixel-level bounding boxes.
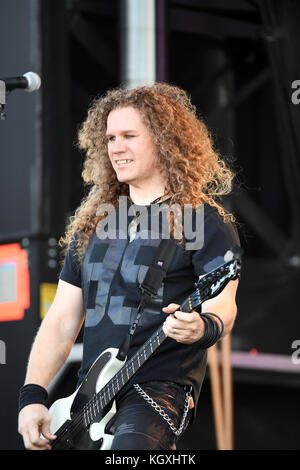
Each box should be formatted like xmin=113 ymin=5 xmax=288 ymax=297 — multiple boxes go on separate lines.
xmin=18 ymin=404 xmax=56 ymax=450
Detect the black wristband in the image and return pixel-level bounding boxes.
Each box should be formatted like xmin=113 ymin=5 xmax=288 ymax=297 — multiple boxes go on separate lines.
xmin=203 ymin=312 xmax=224 ymax=338
xmin=195 ymin=312 xmax=224 ymax=349
xmin=18 ymin=384 xmax=48 ymax=413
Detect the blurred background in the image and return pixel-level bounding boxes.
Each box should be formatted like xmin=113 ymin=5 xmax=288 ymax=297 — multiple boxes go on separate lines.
xmin=0 ymin=0 xmax=300 ymax=450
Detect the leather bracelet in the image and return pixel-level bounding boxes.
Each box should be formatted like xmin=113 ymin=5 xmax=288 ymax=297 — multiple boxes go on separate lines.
xmin=18 ymin=383 xmax=48 ymax=413
xmin=203 ymin=312 xmax=224 ymax=338
xmin=195 ymin=312 xmax=224 ymax=349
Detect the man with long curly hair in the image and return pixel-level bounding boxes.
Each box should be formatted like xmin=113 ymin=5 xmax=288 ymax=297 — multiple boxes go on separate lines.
xmin=18 ymin=83 xmax=240 ymax=450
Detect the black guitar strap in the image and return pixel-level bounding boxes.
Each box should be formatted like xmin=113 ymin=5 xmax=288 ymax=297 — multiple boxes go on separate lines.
xmin=116 ymin=238 xmax=178 ymax=361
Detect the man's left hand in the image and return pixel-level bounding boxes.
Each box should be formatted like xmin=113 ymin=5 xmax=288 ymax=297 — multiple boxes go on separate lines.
xmin=162 ymin=303 xmax=205 ymax=344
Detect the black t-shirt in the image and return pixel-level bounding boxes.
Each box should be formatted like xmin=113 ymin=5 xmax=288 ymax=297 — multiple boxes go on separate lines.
xmin=59 ymin=200 xmax=240 ymax=407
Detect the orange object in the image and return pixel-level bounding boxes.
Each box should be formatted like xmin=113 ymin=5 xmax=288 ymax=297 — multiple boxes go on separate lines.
xmin=189 ymin=395 xmax=195 ymax=409
xmin=0 ymin=243 xmax=30 ymax=321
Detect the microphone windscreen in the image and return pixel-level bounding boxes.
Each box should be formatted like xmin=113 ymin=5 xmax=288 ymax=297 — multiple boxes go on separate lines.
xmin=23 ymin=72 xmax=41 ymax=92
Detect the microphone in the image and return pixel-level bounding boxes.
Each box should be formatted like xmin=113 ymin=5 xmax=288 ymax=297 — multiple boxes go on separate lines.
xmin=0 ymin=71 xmax=41 ymax=92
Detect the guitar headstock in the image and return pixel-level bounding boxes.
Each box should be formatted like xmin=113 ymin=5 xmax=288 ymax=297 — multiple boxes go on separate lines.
xmin=185 ymin=247 xmax=242 ymax=312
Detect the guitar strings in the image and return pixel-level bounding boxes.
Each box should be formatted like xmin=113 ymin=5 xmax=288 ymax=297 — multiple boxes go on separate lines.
xmin=52 ymin=337 xmax=161 ymax=447
xmin=51 ymin=326 xmax=167 ymax=448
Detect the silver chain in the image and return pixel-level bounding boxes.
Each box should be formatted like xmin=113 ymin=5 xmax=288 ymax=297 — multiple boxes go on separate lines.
xmin=133 ymin=383 xmax=191 ymax=437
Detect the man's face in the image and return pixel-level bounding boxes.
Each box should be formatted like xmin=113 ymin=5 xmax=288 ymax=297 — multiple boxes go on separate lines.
xmin=106 ymin=106 xmax=160 ymax=187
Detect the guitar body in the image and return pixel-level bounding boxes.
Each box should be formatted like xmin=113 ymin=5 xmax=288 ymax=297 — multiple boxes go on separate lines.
xmin=49 ymin=348 xmax=125 ymax=450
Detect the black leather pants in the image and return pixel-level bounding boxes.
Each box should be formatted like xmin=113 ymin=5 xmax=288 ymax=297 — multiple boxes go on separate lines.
xmin=106 ymin=381 xmax=191 ymax=450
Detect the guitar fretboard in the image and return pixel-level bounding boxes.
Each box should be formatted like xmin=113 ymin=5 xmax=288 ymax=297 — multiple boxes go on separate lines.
xmin=82 ymin=325 xmax=166 ymax=427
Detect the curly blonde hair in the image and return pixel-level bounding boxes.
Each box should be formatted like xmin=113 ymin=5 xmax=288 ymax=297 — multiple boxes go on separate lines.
xmin=59 ymin=82 xmax=235 ymax=263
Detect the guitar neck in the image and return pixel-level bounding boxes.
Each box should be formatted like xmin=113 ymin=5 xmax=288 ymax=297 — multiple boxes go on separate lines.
xmin=96 ymin=290 xmax=199 ymax=410
xmin=89 ymin=278 xmax=213 ymax=416
xmin=94 ymin=325 xmax=167 ymax=412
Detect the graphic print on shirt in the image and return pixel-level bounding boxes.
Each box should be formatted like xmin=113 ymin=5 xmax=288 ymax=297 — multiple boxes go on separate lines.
xmin=83 ymin=232 xmax=163 ymax=328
